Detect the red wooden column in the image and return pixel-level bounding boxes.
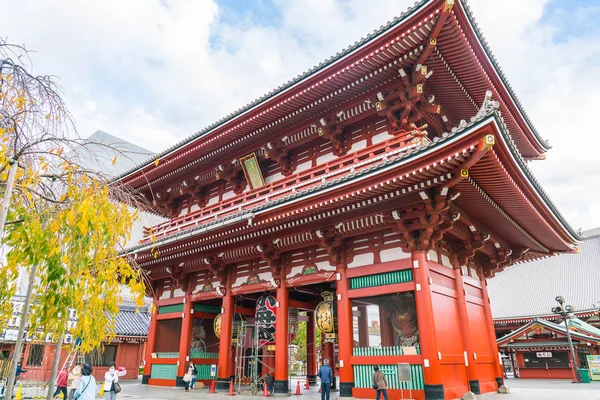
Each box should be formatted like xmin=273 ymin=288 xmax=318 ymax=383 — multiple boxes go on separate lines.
xmin=177 ymin=298 xmax=194 ymax=384
xmin=412 ymin=250 xmax=444 ymax=399
xmin=336 ymin=265 xmax=354 ymax=397
xmin=357 ymin=306 xmax=370 ymax=348
xmin=142 ymin=305 xmax=159 ymax=384
xmin=478 ymin=269 xmax=505 ymax=390
xmin=274 ymin=283 xmax=289 ymax=394
xmin=217 ymin=285 xmax=234 ymax=391
xmin=307 ymin=311 xmax=318 ymax=386
xmin=379 ymin=307 xmax=394 ymax=347
xmin=452 ymin=260 xmax=480 ymax=395
xmin=323 ymin=342 xmax=337 ymax=390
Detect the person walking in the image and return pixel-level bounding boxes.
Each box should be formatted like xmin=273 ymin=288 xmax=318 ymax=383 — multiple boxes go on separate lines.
xmin=103 ymin=362 xmax=125 ymax=399
xmin=264 ymin=372 xmax=274 ymax=395
xmin=183 ymin=362 xmax=194 ymax=392
xmin=317 ymin=359 xmax=333 ymax=400
xmin=15 ymin=362 xmax=27 ymax=385
xmin=372 ymin=365 xmax=388 ymax=400
xmin=68 ymin=363 xmax=82 ymax=400
xmin=190 ymin=362 xmax=198 ymax=390
xmin=53 ymin=367 xmax=69 ymax=399
xmin=74 ymin=364 xmax=96 ymax=400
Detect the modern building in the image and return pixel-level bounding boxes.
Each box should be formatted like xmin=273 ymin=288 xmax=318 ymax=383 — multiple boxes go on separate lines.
xmin=115 ymin=0 xmax=579 ymax=399
xmin=490 ymin=228 xmax=600 ymax=380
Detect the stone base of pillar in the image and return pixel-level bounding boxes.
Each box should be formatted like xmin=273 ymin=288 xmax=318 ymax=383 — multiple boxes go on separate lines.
xmin=216 ymin=378 xmax=230 ymax=391
xmin=331 ymin=378 xmax=338 ymax=392
xmin=175 ymin=376 xmax=186 ymax=387
xmin=495 ymin=377 xmax=506 ymax=391
xmin=307 ymin=375 xmax=318 ymax=386
xmin=141 ymin=375 xmax=150 ymax=385
xmin=497 ymin=385 xmax=510 ymax=394
xmin=274 ymin=380 xmax=289 ymax=394
xmin=461 ymin=391 xmax=477 ymax=400
xmin=424 ymin=383 xmax=444 ymax=399
xmin=468 ymin=380 xmax=481 ymax=395
xmin=339 ymin=382 xmax=354 ymax=397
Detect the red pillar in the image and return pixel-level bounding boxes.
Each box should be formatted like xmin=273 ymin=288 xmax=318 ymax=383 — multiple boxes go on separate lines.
xmin=357 ymin=306 xmax=369 ymax=348
xmin=307 ymin=311 xmax=318 ymax=386
xmin=274 ymin=283 xmax=289 ymax=393
xmin=177 ymin=298 xmax=193 ymax=380
xmin=217 ymin=286 xmax=234 ymax=390
xmin=412 ymin=250 xmax=444 ymax=398
xmin=378 ymin=307 xmax=394 ymax=347
xmin=323 ymin=342 xmax=336 ymax=390
xmin=452 ymin=262 xmax=480 ymax=394
xmin=478 ymin=270 xmax=504 ymax=389
xmin=336 ymin=266 xmax=354 ymax=397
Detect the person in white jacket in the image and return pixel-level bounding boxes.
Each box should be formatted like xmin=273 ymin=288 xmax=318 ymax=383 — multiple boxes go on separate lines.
xmin=103 ymin=362 xmax=126 ymax=399
xmin=74 ymin=364 xmax=96 ymax=400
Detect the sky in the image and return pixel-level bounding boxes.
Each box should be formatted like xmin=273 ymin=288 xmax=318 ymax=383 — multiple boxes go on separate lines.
xmin=1 ymin=0 xmax=599 ymax=231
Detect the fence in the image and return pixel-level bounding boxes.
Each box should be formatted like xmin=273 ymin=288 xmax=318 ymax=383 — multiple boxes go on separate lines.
xmin=352 ymin=345 xmax=421 ymax=356
xmin=353 ymin=364 xmax=424 ymax=390
xmin=349 ymin=270 xmax=413 ymax=289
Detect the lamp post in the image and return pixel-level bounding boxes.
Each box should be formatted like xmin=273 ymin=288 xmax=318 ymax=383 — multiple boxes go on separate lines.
xmin=552 ymin=296 xmax=582 ymax=383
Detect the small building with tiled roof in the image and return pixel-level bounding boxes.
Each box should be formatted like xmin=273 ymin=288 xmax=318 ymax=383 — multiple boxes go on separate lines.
xmin=488 ymin=228 xmax=600 ymax=380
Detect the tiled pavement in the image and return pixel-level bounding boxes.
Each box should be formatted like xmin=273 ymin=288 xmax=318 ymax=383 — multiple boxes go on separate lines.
xmin=8 ymin=378 xmax=600 ymax=399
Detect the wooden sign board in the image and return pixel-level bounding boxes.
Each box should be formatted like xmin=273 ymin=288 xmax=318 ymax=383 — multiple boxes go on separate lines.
xmin=240 ymin=153 xmax=265 ymax=190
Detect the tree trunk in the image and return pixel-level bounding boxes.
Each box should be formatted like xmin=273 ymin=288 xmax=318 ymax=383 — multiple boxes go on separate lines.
xmin=4 ymin=261 xmax=39 ymax=399
xmin=46 ymin=332 xmax=65 ymax=400
xmin=0 ymin=160 xmax=18 ymax=239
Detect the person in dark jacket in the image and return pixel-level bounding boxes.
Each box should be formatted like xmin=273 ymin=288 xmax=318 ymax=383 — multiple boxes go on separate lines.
xmin=264 ymin=372 xmax=274 ymax=394
xmin=317 ymin=359 xmax=333 ymax=400
xmin=15 ymin=362 xmax=27 ymax=385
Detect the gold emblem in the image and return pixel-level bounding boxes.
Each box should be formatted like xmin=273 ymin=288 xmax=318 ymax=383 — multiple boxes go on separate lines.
xmin=460 ymin=169 xmax=469 ymax=178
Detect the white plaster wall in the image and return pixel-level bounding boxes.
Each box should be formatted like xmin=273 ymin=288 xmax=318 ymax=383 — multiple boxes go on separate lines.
xmin=189 ymin=204 xmax=200 ymax=213
xmin=348 ymin=252 xmax=374 ymax=268
xmin=231 ymin=276 xmax=247 ymax=288
xmin=222 ymin=190 xmax=235 ymax=200
xmin=316 ymin=261 xmax=335 ymax=271
xmin=316 ymin=152 xmax=336 ymax=165
xmin=265 ymin=172 xmax=284 ymax=185
xmin=428 ymin=250 xmax=439 ymax=263
xmin=173 ymin=288 xmax=185 ymax=297
xmin=461 ymin=265 xmax=469 ymax=276
xmin=372 ymin=131 xmax=394 ymax=144
xmin=380 ymin=248 xmax=411 ymax=262
xmin=441 ymin=255 xmax=452 ymax=269
xmin=349 ymin=139 xmax=367 ymax=153
xmin=469 ymin=268 xmax=478 ymax=279
xmin=158 ymin=290 xmax=170 ymax=300
xmin=288 ymin=266 xmax=304 ymax=278
xmin=296 ymin=161 xmax=312 ymax=172
xmin=207 ymin=196 xmax=219 ymax=206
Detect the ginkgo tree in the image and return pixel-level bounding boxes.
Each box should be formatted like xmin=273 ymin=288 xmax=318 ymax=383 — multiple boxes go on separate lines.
xmin=0 ymin=39 xmax=149 ymax=399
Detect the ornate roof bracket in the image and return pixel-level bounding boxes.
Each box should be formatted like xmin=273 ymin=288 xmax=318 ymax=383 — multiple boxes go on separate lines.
xmin=457 ymin=226 xmax=491 ymax=266
xmin=203 ymin=255 xmax=228 ymax=286
xmin=315 ymin=226 xmax=352 ymax=267
xmin=257 ymin=241 xmax=289 ymax=278
xmin=263 ymin=138 xmax=294 ymax=176
xmin=216 ymin=161 xmax=247 ymax=194
xmin=318 ymin=117 xmax=346 ymax=156
xmin=167 ymin=263 xmax=190 ymax=293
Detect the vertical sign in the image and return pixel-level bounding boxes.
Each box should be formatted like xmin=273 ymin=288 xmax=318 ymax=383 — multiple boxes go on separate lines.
xmin=210 ymin=364 xmax=217 ymax=377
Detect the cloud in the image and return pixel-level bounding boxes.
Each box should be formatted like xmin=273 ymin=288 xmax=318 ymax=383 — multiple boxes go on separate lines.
xmin=1 ymin=0 xmax=598 ymax=230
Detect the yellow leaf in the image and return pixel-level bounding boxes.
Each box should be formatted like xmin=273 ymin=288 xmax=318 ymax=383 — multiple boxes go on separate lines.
xmin=61 ymin=255 xmax=69 ymax=265
xmin=45 ymin=114 xmax=51 ymax=120
xmin=112 ymin=156 xmax=117 ymax=165
xmin=60 ymin=193 xmax=67 ymax=202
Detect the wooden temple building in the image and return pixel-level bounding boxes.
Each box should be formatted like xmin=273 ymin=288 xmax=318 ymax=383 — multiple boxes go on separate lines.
xmin=116 ymin=0 xmax=579 ymax=398
xmin=490 ymin=228 xmax=600 ymax=380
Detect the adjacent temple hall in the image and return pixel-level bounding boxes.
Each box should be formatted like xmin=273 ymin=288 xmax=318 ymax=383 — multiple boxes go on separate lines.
xmin=116 ymin=0 xmax=579 ymax=398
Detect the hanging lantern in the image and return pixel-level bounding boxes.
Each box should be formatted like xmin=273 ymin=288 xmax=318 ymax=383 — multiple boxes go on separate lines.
xmin=316 ymin=291 xmax=337 ymax=343
xmin=255 ymin=294 xmax=277 ymax=345
xmin=213 ymin=313 xmax=247 ymax=344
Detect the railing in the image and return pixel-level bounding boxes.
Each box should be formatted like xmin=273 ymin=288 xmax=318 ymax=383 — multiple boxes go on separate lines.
xmin=349 ymin=270 xmax=413 ymax=289
xmin=155 ymin=352 xmax=179 ymax=358
xmin=196 ymin=364 xmax=218 ymax=380
xmin=143 ymin=134 xmax=420 ymax=242
xmin=190 ymin=351 xmax=219 ymax=359
xmin=353 ymin=364 xmax=424 ymax=390
xmin=352 ymin=345 xmax=421 ymax=356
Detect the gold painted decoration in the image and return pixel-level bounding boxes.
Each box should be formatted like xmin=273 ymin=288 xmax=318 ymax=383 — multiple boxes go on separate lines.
xmin=214 ymin=313 xmax=222 ymax=338
xmin=239 ymin=153 xmax=265 ymax=190
xmin=213 ymin=313 xmax=247 ymax=342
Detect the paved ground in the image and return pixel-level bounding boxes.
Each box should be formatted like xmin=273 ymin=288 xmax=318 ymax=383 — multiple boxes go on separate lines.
xmin=7 ymin=378 xmax=600 ymax=399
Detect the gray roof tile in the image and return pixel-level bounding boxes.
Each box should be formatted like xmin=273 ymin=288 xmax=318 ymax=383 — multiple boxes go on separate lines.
xmin=489 ymin=229 xmax=600 ymax=319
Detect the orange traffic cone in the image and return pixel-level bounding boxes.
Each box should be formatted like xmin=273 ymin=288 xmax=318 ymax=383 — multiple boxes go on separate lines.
xmin=295 ymin=380 xmax=302 ymax=395
xmin=209 ymin=379 xmax=216 ymax=394
xmin=227 ymin=379 xmax=236 ymax=396
xmin=305 ymin=379 xmax=310 ymax=390
xmin=263 ymin=380 xmax=270 ymax=397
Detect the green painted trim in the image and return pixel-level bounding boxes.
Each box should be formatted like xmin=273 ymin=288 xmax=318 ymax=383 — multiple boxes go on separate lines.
xmin=349 ymin=270 xmax=413 ymax=289
xmin=158 ymin=304 xmax=184 ymax=314
xmin=353 ymin=364 xmax=423 ymax=390
xmin=194 ymin=304 xmax=221 ymax=314
xmin=150 ymin=364 xmax=178 ymax=379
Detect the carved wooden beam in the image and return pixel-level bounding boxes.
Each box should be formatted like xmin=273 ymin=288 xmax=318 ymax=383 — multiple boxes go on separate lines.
xmin=216 ymin=161 xmax=247 ymax=194
xmin=263 ymin=138 xmax=294 ymax=176
xmin=203 ymin=255 xmax=228 ymax=286
xmin=318 ymin=117 xmax=346 ymax=156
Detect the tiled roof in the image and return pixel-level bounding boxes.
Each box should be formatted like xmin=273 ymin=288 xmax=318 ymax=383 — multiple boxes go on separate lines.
xmin=489 ymin=229 xmax=600 ymax=319
xmin=114 ymin=305 xmax=150 ymax=337
xmin=114 ymin=0 xmax=549 ymax=182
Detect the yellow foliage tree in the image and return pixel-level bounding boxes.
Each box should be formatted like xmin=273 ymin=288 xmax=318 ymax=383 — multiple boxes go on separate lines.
xmin=0 ymin=39 xmax=148 ymax=399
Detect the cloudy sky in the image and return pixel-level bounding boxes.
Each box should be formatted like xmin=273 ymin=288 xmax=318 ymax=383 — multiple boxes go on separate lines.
xmin=2 ymin=0 xmax=599 ymax=231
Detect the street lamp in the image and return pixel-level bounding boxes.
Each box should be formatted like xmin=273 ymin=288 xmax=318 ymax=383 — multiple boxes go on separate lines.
xmin=552 ymin=296 xmax=582 ymax=383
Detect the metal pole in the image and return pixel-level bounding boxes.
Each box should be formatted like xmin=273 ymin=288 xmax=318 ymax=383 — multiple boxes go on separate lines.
xmin=563 ymin=316 xmax=582 ymax=383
